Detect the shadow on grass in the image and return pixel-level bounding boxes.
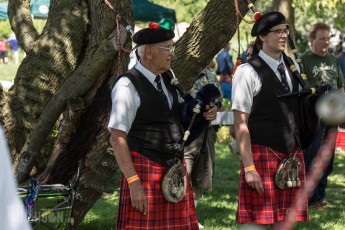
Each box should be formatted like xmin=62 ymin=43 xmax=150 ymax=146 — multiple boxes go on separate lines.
xmin=78 ymin=172 xmax=121 ymax=230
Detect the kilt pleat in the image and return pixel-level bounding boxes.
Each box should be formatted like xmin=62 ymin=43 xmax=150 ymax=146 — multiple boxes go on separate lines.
xmin=236 ymin=145 xmax=309 ymax=224
xmin=116 ymin=151 xmax=199 ymax=230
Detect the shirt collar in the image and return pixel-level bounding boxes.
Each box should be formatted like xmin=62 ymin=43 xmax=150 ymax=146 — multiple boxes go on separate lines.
xmin=135 ymin=61 xmax=157 ymax=84
xmin=258 ymin=50 xmax=285 ymax=73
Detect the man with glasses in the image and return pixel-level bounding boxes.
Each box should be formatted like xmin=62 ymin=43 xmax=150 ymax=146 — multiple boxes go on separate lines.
xmin=108 ymin=22 xmax=220 ymax=229
xmin=300 ymin=22 xmax=345 ymax=211
xmin=231 ymin=11 xmax=309 ymax=229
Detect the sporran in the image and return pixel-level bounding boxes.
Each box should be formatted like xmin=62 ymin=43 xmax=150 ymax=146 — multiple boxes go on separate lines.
xmin=161 ymin=162 xmax=187 ymax=203
xmin=270 ymin=148 xmax=302 ymax=189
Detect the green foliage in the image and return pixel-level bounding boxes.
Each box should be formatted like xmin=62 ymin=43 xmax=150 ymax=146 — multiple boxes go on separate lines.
xmin=0 ymin=20 xmax=12 ymax=38
xmin=0 ymin=18 xmax=46 ymax=39
xmin=293 ymin=0 xmax=345 ymax=52
xmin=149 ymin=0 xmax=345 ymax=59
xmin=221 ymin=98 xmax=231 ymax=111
xmin=151 ymin=0 xmax=209 ymax=23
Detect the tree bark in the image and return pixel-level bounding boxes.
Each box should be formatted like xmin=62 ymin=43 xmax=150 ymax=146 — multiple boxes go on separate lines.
xmin=1 ymin=0 xmax=253 ymax=227
xmin=172 ymin=0 xmax=251 ymax=89
xmin=272 ymin=0 xmax=295 ymax=36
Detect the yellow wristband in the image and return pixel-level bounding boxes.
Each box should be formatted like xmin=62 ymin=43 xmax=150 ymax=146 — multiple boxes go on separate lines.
xmin=244 ymin=165 xmax=256 ymax=173
xmin=127 ymin=175 xmax=140 ymax=184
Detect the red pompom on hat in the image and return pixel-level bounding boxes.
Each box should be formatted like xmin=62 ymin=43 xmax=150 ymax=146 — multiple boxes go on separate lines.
xmin=254 ymin=12 xmax=262 ymax=21
xmin=133 ymin=22 xmax=175 ymax=45
xmin=149 ymin=22 xmax=159 ymax=29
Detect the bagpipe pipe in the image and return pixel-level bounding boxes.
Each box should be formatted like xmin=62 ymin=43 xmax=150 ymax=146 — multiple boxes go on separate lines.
xmin=167 ymin=69 xmax=222 ymax=152
xmin=278 ymin=34 xmax=345 ymax=147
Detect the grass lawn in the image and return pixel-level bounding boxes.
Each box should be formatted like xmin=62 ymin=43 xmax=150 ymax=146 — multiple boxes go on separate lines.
xmin=79 ymin=141 xmax=345 ymax=230
xmin=0 ymin=50 xmax=26 ymax=82
xmin=0 ymin=62 xmax=19 ymax=82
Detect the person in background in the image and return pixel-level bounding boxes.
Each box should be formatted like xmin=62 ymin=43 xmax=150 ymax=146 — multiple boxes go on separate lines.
xmin=216 ymin=43 xmax=234 ymax=100
xmin=108 ymin=22 xmax=220 ymax=229
xmin=0 ymin=37 xmax=8 ymax=64
xmin=0 ymin=126 xmax=32 ymax=230
xmin=300 ymin=22 xmax=345 ymax=211
xmin=7 ymin=33 xmax=19 ymax=65
xmin=231 ymin=11 xmax=309 ymax=229
xmin=240 ymin=42 xmax=254 ymax=63
xmin=184 ymin=60 xmax=223 ymax=229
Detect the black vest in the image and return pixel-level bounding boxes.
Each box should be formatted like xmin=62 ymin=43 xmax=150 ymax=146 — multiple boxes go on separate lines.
xmin=248 ymin=56 xmax=301 ymax=154
xmin=123 ymin=68 xmax=184 ymax=167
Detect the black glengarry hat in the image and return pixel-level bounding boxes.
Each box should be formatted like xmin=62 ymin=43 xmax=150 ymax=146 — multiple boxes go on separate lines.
xmin=251 ymin=11 xmax=288 ymax=36
xmin=133 ymin=22 xmax=175 ymax=45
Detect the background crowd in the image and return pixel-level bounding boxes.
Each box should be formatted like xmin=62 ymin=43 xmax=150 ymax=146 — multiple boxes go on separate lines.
xmin=0 ymin=33 xmax=20 ymax=65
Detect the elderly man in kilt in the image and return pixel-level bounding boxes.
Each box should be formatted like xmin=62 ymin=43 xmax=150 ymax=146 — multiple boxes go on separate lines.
xmin=231 ymin=12 xmax=309 ymax=229
xmin=108 ymin=22 xmax=220 ymax=229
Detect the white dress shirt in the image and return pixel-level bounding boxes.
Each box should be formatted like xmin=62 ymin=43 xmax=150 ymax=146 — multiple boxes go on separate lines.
xmin=231 ymin=50 xmax=299 ymax=114
xmin=108 ymin=62 xmax=172 ymax=133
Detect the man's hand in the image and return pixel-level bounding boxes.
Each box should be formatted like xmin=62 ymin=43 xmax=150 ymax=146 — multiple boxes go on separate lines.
xmin=129 ymin=180 xmax=148 ymax=215
xmin=244 ymin=170 xmax=264 ymax=194
xmin=203 ymin=105 xmax=217 ymax=121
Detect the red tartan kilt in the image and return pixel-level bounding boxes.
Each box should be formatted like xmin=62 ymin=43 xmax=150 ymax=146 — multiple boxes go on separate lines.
xmin=116 ymin=151 xmax=199 ymax=230
xmin=236 ymin=145 xmax=309 ymax=224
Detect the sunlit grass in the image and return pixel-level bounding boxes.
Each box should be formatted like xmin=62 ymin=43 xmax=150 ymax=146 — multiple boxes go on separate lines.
xmin=0 ymin=61 xmax=19 ymax=81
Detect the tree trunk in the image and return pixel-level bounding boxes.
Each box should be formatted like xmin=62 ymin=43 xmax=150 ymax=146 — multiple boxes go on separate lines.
xmin=272 ymin=0 xmax=295 ymax=35
xmin=172 ymin=0 xmax=250 ymax=89
xmin=1 ymin=0 xmax=253 ymax=227
xmin=271 ymin=0 xmax=296 ymax=56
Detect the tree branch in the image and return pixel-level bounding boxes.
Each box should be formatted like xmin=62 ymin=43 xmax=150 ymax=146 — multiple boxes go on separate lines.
xmin=14 ymin=28 xmax=129 ymax=182
xmin=172 ymin=0 xmax=255 ymax=89
xmin=8 ymin=0 xmax=40 ymax=53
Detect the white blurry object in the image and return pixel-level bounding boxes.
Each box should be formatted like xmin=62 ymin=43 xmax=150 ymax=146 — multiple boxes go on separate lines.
xmin=0 ymin=127 xmax=32 ymax=230
xmin=211 ymin=111 xmax=234 ymax=125
xmin=315 ymin=92 xmax=345 ymax=126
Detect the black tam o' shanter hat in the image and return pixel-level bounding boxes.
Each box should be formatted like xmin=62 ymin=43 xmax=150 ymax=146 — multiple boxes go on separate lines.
xmin=251 ymin=11 xmax=288 ymax=36
xmin=133 ymin=22 xmax=175 ymax=45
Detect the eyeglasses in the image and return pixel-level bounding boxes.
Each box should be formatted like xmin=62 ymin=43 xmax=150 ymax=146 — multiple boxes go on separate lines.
xmin=268 ymin=29 xmax=289 ymax=36
xmin=317 ymin=37 xmax=331 ymax=42
xmin=151 ymin=45 xmax=175 ymax=54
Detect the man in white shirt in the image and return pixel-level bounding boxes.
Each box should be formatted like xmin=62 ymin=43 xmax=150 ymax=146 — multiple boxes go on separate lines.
xmin=231 ymin=11 xmax=309 ymax=229
xmin=108 ymin=22 xmax=220 ymax=229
